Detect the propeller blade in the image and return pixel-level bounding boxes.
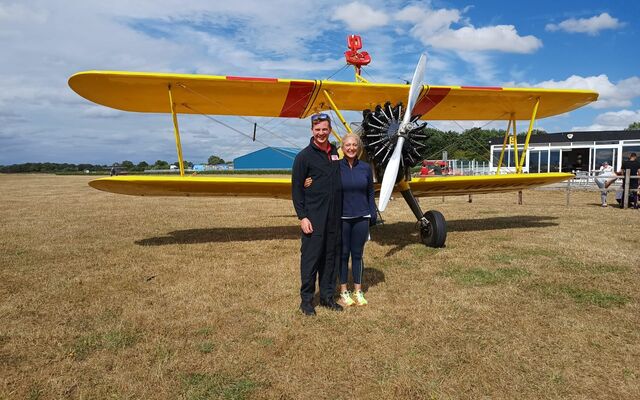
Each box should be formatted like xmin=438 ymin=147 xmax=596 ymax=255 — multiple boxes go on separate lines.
xmin=378 ymin=136 xmax=404 ymax=211
xmin=378 ymin=54 xmax=427 ymax=212
xmin=403 ymin=53 xmax=427 ymax=125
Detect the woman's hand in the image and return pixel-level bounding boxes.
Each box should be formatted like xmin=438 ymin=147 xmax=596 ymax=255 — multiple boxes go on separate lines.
xmin=304 ymin=177 xmax=313 ymax=188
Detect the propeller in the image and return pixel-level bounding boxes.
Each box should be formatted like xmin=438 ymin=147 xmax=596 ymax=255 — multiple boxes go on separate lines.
xmin=378 ymin=54 xmax=427 ymax=211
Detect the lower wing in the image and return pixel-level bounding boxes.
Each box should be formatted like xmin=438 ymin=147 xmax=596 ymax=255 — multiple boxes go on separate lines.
xmin=89 ymin=173 xmax=573 ymax=198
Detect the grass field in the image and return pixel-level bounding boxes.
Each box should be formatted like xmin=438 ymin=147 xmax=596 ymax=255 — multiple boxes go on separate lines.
xmin=1 ymin=174 xmax=639 ymax=399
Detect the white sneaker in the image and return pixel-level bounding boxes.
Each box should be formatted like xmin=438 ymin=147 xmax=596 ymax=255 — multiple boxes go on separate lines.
xmin=338 ymin=291 xmax=354 ymax=307
xmin=353 ymin=290 xmax=368 ymax=306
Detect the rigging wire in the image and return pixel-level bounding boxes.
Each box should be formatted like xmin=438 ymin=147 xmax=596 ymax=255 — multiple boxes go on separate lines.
xmin=176 ymin=83 xmax=303 ymax=149
xmin=182 ymin=103 xmax=297 ymax=160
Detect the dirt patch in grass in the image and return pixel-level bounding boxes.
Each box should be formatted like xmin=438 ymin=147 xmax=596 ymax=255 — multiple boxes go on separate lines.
xmin=1 ymin=175 xmax=639 ymax=399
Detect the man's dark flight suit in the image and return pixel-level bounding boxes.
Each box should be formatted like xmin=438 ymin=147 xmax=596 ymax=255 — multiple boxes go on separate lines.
xmin=291 ymin=138 xmax=342 ymax=306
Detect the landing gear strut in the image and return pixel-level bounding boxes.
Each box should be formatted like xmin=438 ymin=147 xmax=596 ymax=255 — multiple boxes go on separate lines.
xmin=400 ymin=187 xmax=447 ymax=248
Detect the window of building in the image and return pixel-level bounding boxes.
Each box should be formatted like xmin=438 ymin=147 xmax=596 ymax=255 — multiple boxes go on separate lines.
xmin=622 ymin=145 xmax=640 ymax=161
xmin=539 ymin=150 xmax=549 ymax=173
xmin=529 ymin=151 xmax=539 ymax=173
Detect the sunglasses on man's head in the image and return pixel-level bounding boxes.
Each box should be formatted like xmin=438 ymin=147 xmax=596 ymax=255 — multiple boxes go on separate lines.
xmin=311 ymin=113 xmax=330 ymax=122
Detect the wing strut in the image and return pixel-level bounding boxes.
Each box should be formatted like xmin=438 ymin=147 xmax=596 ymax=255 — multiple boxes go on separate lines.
xmin=496 ymin=98 xmax=541 ymax=175
xmin=322 ymin=89 xmax=351 ymax=142
xmin=496 ymin=117 xmax=512 ymax=174
xmin=168 ymin=84 xmax=185 ymax=176
xmin=517 ymin=97 xmax=540 ymax=173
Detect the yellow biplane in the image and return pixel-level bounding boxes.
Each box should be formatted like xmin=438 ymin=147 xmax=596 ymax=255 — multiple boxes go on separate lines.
xmin=68 ymin=35 xmax=598 ymax=247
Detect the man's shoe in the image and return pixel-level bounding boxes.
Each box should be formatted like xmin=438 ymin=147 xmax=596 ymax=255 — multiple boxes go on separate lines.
xmin=299 ymin=303 xmax=316 ymax=316
xmin=319 ymin=298 xmax=343 ymax=311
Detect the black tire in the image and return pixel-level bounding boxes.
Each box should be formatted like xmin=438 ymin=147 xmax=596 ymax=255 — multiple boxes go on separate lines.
xmin=420 ymin=210 xmax=446 ymax=248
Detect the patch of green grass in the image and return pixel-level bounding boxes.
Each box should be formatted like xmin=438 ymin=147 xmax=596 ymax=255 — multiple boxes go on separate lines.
xmin=560 ymin=286 xmax=629 ymax=308
xmin=196 ymin=326 xmax=214 ymax=337
xmin=258 ymin=338 xmax=274 ymax=347
xmin=182 ymin=373 xmax=257 ymax=400
xmin=28 ymin=385 xmax=43 ymax=400
xmin=71 ymin=333 xmax=102 ymax=361
xmin=412 ymin=245 xmax=440 ymax=258
xmin=102 ymin=328 xmax=138 ymax=350
xmin=586 ymin=263 xmax=627 ymax=274
xmin=534 ymin=284 xmax=629 ymax=308
xmin=70 ymin=328 xmax=138 ymax=360
xmin=555 ymin=258 xmax=627 ymax=275
xmin=489 ymin=253 xmax=516 ymax=264
xmin=222 ymin=379 xmax=258 ymax=400
xmin=442 ymin=267 xmax=530 ymax=286
xmin=517 ymin=247 xmax=558 ymax=258
xmin=198 ymin=341 xmax=215 ymax=354
xmin=154 ymin=344 xmax=174 ymax=363
xmin=556 ymin=258 xmax=585 ymax=270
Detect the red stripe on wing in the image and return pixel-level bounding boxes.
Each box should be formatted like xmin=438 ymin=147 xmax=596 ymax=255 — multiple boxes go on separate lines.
xmin=226 ymin=76 xmax=278 ymax=82
xmin=413 ymin=87 xmax=451 ymax=116
xmin=279 ymin=81 xmax=316 ymax=117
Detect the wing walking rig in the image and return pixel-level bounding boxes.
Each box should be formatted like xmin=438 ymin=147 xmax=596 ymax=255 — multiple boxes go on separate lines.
xmin=68 ymin=35 xmax=598 ymax=248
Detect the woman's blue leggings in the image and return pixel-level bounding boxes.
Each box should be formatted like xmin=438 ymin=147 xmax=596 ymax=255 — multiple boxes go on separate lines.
xmin=340 ymin=217 xmax=369 ymax=285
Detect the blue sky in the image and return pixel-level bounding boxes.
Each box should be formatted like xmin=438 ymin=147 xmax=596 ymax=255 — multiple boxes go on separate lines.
xmin=1 ymin=0 xmax=639 ymax=165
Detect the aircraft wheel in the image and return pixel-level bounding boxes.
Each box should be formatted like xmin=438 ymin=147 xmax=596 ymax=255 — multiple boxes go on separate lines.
xmin=420 ymin=210 xmax=446 ymax=248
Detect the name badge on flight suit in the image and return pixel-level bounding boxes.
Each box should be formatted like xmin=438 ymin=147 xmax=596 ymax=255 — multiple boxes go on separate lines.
xmin=331 ymin=155 xmax=339 ymax=161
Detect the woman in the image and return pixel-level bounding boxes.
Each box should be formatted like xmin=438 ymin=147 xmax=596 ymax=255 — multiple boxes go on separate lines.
xmin=305 ymin=133 xmax=376 ymax=306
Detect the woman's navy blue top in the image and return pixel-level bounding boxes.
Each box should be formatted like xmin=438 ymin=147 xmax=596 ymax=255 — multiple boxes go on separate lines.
xmin=340 ymin=158 xmax=376 ymax=224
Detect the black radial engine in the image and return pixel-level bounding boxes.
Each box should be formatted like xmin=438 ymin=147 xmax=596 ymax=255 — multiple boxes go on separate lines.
xmin=360 ymin=102 xmax=428 ymax=182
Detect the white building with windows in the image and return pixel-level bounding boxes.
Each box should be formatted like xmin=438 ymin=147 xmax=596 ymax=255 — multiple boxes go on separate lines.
xmin=489 ymin=130 xmax=640 ymax=174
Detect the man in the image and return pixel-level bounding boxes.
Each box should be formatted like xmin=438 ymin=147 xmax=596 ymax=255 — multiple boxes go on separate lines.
xmin=595 ymin=161 xmax=614 ymax=207
xmin=617 ymin=152 xmax=640 ymax=208
xmin=291 ymin=114 xmax=343 ymax=316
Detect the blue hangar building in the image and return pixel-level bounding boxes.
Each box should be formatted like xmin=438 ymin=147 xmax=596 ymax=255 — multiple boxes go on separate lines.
xmin=233 ymin=147 xmax=300 ymax=170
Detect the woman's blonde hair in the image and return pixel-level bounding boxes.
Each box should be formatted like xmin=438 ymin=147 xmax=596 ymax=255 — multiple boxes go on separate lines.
xmin=341 ymin=133 xmax=363 ymax=157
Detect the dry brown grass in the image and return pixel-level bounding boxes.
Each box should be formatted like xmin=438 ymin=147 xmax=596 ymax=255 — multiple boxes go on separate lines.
xmin=1 ymin=174 xmax=639 ymax=399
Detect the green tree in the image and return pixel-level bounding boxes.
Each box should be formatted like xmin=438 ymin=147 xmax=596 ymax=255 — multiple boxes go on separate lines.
xmin=208 ymin=155 xmax=225 ymax=165
xmin=626 ymin=122 xmax=640 ymax=130
xmin=120 ymin=160 xmax=135 ymax=170
xmin=153 ymin=160 xmax=170 ymax=170
xmin=135 ymin=161 xmax=149 ymax=171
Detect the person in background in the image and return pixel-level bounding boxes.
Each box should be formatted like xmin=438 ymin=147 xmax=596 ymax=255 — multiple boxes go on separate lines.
xmin=615 ymin=152 xmax=640 ymax=208
xmin=291 ymin=113 xmax=343 ymax=316
xmin=305 ymin=133 xmax=376 ymax=307
xmin=594 ymin=161 xmax=614 ymax=207
xmin=419 ymin=160 xmax=428 ymax=176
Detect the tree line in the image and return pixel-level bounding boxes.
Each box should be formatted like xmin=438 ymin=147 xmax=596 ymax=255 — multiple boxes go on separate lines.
xmin=3 ymin=122 xmax=639 ymax=173
xmin=0 ymin=157 xmax=226 ymax=173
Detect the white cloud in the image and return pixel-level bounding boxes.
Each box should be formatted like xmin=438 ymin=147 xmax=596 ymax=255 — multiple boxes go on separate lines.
xmin=331 ymin=2 xmax=389 ymax=30
xmin=573 ymin=109 xmax=640 ymax=131
xmin=431 ymin=25 xmax=542 ymax=53
xmin=546 ymin=13 xmax=624 ymax=36
xmin=395 ymin=5 xmax=541 ymax=54
xmin=530 ymin=75 xmax=640 ymax=109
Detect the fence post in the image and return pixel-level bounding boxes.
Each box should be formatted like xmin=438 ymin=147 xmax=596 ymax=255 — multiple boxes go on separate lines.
xmin=623 ymin=169 xmax=630 ymax=209
xmin=566 ymin=179 xmax=571 ymax=206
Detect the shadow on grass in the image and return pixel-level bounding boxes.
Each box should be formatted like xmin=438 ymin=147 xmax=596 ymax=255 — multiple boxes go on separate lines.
xmin=136 ymin=225 xmax=301 ymax=246
xmin=136 ymin=215 xmax=557 ymax=250
xmin=372 ymin=215 xmax=558 ymax=256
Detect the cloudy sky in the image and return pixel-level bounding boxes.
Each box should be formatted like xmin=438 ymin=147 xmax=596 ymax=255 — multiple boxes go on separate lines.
xmin=1 ymin=0 xmax=639 ymax=165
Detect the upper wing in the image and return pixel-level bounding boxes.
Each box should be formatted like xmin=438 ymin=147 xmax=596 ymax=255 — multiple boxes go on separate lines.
xmin=69 ymin=71 xmax=598 ymax=120
xmin=88 ymin=173 xmax=573 ymax=198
